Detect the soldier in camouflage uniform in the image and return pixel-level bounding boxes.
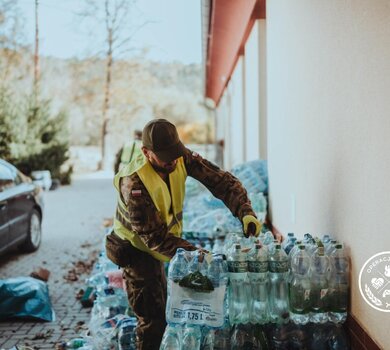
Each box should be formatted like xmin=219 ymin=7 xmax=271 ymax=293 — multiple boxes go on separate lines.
xmin=112 ymin=119 xmax=262 ymax=349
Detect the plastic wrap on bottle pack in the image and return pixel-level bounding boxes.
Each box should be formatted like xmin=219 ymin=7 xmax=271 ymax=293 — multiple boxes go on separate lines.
xmin=231 ymin=161 xmax=268 ymax=194
xmin=89 ymin=314 xmax=127 ymax=350
xmin=231 ymin=160 xmax=268 ymax=193
xmin=165 ymin=249 xmax=228 ymax=330
xmin=184 ymin=208 xmax=242 ymax=238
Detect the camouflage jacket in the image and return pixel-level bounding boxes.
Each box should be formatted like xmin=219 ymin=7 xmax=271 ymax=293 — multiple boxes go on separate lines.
xmin=119 ymin=148 xmax=256 ymax=258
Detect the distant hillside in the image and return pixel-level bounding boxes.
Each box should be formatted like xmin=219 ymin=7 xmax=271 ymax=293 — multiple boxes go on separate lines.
xmin=3 ymin=51 xmax=211 ymax=153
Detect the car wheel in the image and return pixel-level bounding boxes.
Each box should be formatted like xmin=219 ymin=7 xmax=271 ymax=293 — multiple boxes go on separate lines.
xmin=19 ymin=209 xmax=42 ymax=252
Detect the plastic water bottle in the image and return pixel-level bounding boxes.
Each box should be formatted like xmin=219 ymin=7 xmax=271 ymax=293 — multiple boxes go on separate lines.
xmin=282 ymin=232 xmax=295 ymax=250
xmin=224 ymin=233 xmax=240 ymax=255
xmin=118 ymin=317 xmax=137 ymax=350
xmin=212 ymin=237 xmax=224 ymax=255
xmin=322 ymin=234 xmax=331 ymax=245
xmin=169 ymin=248 xmax=189 ymax=280
xmin=208 ymin=255 xmax=228 ymax=288
xmin=303 ymin=233 xmax=313 ymax=244
xmin=231 ymin=323 xmax=267 ymax=349
xmin=187 ymin=250 xmax=207 ymax=275
xmin=201 ymin=327 xmax=215 ymax=350
xmin=289 ymin=245 xmax=311 ymax=324
xmin=213 ymin=322 xmax=231 ymax=350
xmin=267 ymin=239 xmax=279 ymax=257
xmin=166 ymin=248 xmax=188 ymax=324
xmin=329 ymin=244 xmax=349 ymax=323
xmin=310 ymin=246 xmax=330 ymax=323
xmin=311 ymin=323 xmax=351 ymax=350
xmin=160 ymin=324 xmax=182 ymax=350
xmin=325 ymin=239 xmax=339 ymax=256
xmin=288 ymin=240 xmax=303 ymax=267
xmin=270 ymin=321 xmax=310 ymax=349
xmin=269 ymin=244 xmax=289 ymax=324
xmin=182 ymin=325 xmax=201 ymax=350
xmin=227 ymin=244 xmax=249 ymax=324
xmin=248 ymin=243 xmax=269 ymax=324
xmin=284 ymin=237 xmax=297 ymax=255
xmin=260 ymin=230 xmax=274 ymax=246
xmin=58 ymin=338 xmax=86 ymax=349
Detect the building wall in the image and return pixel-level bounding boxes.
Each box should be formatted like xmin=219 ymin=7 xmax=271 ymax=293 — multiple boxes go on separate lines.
xmin=244 ymin=21 xmax=261 ymax=161
xmin=244 ymin=19 xmax=268 ymax=161
xmin=227 ymin=57 xmax=245 ymax=169
xmin=267 ymin=1 xmax=390 ymax=347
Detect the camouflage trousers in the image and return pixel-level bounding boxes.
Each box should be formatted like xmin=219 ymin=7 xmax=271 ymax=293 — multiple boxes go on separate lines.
xmin=123 ymin=247 xmax=167 ymax=350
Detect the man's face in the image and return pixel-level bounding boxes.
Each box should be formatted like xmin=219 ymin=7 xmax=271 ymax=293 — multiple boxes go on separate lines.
xmin=143 ymin=148 xmax=178 ymax=174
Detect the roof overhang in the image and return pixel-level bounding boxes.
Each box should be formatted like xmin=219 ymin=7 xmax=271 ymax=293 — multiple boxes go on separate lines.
xmin=203 ymin=0 xmax=265 ymax=107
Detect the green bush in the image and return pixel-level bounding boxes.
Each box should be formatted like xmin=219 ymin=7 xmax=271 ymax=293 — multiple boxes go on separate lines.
xmin=0 ymin=90 xmax=71 ymax=184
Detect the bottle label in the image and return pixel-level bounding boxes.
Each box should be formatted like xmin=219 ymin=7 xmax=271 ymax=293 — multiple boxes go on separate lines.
xmin=248 ymin=261 xmax=268 ymax=273
xmin=227 ymin=260 xmax=248 ymax=273
xmin=320 ymin=288 xmax=328 ymax=299
xmin=166 ymin=280 xmax=226 ymax=328
xmin=269 ymin=260 xmax=288 ymax=273
xmin=304 ymin=289 xmax=311 ymax=300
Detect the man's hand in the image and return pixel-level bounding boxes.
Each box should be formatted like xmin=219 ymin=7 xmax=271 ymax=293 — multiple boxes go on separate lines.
xmin=243 ymin=215 xmax=262 ymax=237
xmin=197 ymin=248 xmax=210 ymax=263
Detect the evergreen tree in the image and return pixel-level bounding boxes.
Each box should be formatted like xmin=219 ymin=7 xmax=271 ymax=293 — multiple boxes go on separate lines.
xmin=0 ymin=87 xmax=17 ymax=160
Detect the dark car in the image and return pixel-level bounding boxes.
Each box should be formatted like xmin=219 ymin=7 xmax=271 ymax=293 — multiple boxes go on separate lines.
xmin=0 ymin=159 xmax=43 ymax=255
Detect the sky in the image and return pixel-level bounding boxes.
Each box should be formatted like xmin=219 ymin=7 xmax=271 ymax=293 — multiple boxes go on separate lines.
xmin=18 ymin=0 xmax=202 ymax=64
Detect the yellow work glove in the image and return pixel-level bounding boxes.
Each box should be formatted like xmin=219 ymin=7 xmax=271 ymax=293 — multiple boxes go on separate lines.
xmin=242 ymin=215 xmax=262 ymax=237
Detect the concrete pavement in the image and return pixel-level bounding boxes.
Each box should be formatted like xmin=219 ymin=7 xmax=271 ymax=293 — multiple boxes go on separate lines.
xmin=0 ymin=173 xmax=117 ymax=349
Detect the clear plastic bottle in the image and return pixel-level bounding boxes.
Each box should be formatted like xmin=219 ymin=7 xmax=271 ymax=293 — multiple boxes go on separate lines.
xmin=325 ymin=239 xmax=339 ymax=256
xmin=231 ymin=323 xmax=266 ymax=349
xmin=168 ymin=248 xmax=188 ymax=283
xmin=59 ymin=338 xmax=86 ymax=349
xmin=282 ymin=232 xmax=295 ymax=250
xmin=267 ymin=239 xmax=279 ymax=256
xmin=248 ymin=243 xmax=269 ymax=324
xmin=213 ymin=321 xmax=231 ymax=350
xmin=269 ymin=243 xmax=290 ymax=324
xmin=118 ymin=317 xmax=137 ymax=350
xmin=201 ymin=327 xmax=215 ymax=350
xmin=328 ymin=244 xmax=349 ymax=323
xmin=182 ymin=325 xmax=201 ymax=350
xmin=303 ymin=233 xmax=313 ymax=244
xmin=227 ymin=244 xmax=249 ymax=324
xmin=322 ymin=234 xmax=331 ymax=245
xmin=207 ymin=255 xmax=228 ymax=288
xmin=288 ymin=240 xmax=303 ymax=268
xmin=160 ymin=324 xmax=182 ymax=350
xmin=212 ymin=237 xmax=224 ymax=255
xmin=310 ymin=246 xmax=330 ymax=323
xmin=260 ymin=231 xmax=274 ymax=246
xmin=284 ymin=237 xmax=297 ymax=255
xmin=289 ymin=245 xmax=311 ymax=324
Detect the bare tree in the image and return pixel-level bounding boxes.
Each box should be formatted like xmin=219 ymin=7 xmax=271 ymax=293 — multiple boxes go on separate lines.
xmin=33 ymin=0 xmax=39 ymax=102
xmin=0 ymin=0 xmax=25 ymax=84
xmin=79 ymin=0 xmax=145 ymax=170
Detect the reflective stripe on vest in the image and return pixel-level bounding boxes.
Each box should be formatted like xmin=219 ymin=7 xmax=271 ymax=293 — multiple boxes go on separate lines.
xmin=113 ymin=152 xmax=187 ymax=262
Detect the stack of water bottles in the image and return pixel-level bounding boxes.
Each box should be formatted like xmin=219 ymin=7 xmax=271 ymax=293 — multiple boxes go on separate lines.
xmin=222 ymin=231 xmax=350 ymax=349
xmin=183 ymin=159 xmax=268 ymax=238
xmin=286 ymin=233 xmax=350 ymax=325
xmin=86 ymin=247 xmax=137 ymax=350
xmin=160 ymin=248 xmax=230 ymax=349
xmin=57 ymin=243 xmax=138 ymax=349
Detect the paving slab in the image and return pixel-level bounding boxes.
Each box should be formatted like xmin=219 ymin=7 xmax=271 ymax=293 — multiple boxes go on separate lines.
xmin=0 ymin=175 xmax=116 ymax=349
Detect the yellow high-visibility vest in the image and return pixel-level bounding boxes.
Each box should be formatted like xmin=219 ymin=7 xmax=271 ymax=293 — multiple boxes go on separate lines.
xmin=113 ymin=151 xmax=187 ymax=261
xmin=120 ymin=140 xmax=142 ymax=167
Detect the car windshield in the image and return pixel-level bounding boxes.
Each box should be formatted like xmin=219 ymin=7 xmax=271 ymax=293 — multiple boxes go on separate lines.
xmin=0 ymin=162 xmax=16 ymax=191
